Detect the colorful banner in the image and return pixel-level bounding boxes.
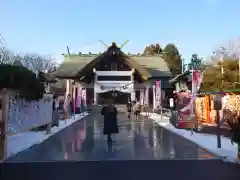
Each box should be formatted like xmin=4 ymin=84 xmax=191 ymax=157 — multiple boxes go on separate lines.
xmin=72 ymin=85 xmax=76 ymax=114
xmin=180 ymin=70 xmax=203 ymax=113
xmin=156 ymin=80 xmax=161 ymax=108
xmin=192 ymin=70 xmax=203 ymax=93
xmin=177 ymin=70 xmax=204 ymax=127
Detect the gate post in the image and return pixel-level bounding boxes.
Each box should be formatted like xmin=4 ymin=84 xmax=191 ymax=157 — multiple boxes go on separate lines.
xmin=0 ymin=89 xmax=9 ymax=161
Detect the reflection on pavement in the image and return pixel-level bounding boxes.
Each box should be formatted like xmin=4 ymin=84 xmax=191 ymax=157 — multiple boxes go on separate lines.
xmin=6 ymin=112 xmax=219 ymax=162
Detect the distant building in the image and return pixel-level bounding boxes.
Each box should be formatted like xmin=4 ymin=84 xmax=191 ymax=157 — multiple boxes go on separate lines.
xmin=169 ymin=71 xmax=192 ymax=93
xmin=55 ymin=42 xmax=173 ymax=105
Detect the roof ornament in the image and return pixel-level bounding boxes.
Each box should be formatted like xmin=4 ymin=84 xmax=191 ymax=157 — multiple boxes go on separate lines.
xmin=98 ymin=40 xmax=130 ymax=50
xmin=98 ymin=40 xmax=130 ymax=57
xmin=66 ymin=46 xmax=71 ymax=56
xmin=99 ymin=40 xmax=109 ymax=50
xmin=119 ymin=40 xmax=129 ymax=49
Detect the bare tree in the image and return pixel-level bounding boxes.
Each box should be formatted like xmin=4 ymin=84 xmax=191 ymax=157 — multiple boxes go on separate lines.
xmin=212 ymin=37 xmax=240 ymax=61
xmin=21 ymin=54 xmax=57 ymax=73
xmin=0 ymin=49 xmax=15 ymax=64
xmin=0 ymin=48 xmax=57 ymax=73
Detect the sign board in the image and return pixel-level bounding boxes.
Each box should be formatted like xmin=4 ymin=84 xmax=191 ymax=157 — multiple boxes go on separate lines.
xmin=156 ymin=80 xmax=161 ymax=108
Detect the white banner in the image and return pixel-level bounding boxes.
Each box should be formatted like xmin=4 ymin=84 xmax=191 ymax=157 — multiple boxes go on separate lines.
xmin=153 ymin=85 xmax=156 ymax=110
xmin=156 ymin=80 xmax=161 ymax=108
xmin=144 ymin=87 xmax=149 ymax=105
xmin=64 ymin=80 xmax=70 ymax=110
xmin=76 ymin=87 xmax=81 ymax=108
xmin=81 ymin=89 xmax=87 ymax=107
xmin=140 ymin=89 xmax=144 ymax=105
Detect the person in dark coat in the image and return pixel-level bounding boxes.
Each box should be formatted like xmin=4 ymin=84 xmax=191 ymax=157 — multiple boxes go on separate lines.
xmin=101 ymin=98 xmax=119 ymax=143
xmin=126 ymin=101 xmax=132 ymax=118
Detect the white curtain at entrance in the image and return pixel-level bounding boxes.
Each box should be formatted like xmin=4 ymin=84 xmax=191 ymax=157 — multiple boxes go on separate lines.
xmin=94 ymin=82 xmax=134 ymax=94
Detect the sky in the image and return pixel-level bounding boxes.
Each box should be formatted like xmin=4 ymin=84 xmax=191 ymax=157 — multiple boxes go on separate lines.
xmin=1 ymin=0 xmax=240 ymax=63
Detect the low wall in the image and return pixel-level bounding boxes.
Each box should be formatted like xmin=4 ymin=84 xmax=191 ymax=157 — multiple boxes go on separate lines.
xmin=7 ymin=93 xmax=53 ymax=134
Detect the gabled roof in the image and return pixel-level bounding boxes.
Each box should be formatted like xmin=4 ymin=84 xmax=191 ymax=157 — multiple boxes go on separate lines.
xmin=13 ymin=59 xmax=23 ymax=66
xmin=169 ymin=71 xmax=191 ymax=84
xmin=55 ymin=44 xmax=171 ymax=80
xmin=39 ymin=72 xmax=57 ymax=83
xmin=54 ymin=54 xmax=95 ymax=78
xmin=129 ymin=56 xmax=171 ymax=77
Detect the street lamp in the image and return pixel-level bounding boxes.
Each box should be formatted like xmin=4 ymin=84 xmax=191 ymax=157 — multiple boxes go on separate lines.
xmin=213 ymin=47 xmax=227 ymax=89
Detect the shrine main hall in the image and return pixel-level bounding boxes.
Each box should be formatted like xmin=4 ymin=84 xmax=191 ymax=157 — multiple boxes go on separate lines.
xmin=55 ymin=42 xmax=173 ymax=106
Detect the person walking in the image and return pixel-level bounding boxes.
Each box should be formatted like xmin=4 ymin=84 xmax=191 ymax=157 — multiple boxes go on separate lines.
xmin=101 ymin=98 xmax=119 ymax=144
xmin=52 ymin=95 xmax=60 ymax=127
xmin=133 ymin=100 xmax=141 ymax=120
xmin=126 ymin=101 xmax=132 ymax=119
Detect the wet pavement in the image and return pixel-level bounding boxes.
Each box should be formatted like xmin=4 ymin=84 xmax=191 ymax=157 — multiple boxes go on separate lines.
xmin=6 ymin=111 xmax=219 ymax=162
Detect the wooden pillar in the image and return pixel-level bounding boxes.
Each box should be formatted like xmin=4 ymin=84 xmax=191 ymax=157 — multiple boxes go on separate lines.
xmin=0 ymin=89 xmax=9 ymax=161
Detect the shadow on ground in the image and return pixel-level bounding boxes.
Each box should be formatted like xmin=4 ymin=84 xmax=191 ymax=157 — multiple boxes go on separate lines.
xmin=2 ymin=160 xmax=240 ymax=180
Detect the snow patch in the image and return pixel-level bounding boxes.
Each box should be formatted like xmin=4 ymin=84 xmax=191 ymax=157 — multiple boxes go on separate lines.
xmin=5 ymin=113 xmax=89 ymax=160
xmin=147 ymin=113 xmax=238 ymax=163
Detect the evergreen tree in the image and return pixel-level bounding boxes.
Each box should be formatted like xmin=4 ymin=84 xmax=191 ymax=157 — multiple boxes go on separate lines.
xmin=143 ymin=44 xmax=162 ymax=55
xmin=163 ymin=44 xmax=182 ymax=76
xmin=188 ymin=53 xmax=205 ymax=70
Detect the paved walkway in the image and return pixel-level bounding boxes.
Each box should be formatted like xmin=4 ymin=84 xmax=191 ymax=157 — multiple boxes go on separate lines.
xmin=6 ymin=110 xmax=218 ymax=162
xmin=3 ymin=109 xmax=240 ymax=180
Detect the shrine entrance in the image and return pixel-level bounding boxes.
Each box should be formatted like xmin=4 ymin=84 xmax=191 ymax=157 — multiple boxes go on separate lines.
xmin=99 ymin=91 xmax=130 ymax=104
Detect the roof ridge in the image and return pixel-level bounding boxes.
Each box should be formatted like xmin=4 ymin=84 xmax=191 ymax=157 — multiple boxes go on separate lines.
xmin=62 ymin=53 xmax=165 ymax=57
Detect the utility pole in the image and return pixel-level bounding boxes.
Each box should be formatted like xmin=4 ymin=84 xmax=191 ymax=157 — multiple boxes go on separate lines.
xmin=238 ymin=55 xmax=240 ymax=82
xmin=214 ymin=47 xmax=227 ymax=89
xmin=180 ymin=24 xmax=184 ymax=73
xmin=220 ymin=51 xmax=224 ymax=89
